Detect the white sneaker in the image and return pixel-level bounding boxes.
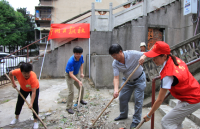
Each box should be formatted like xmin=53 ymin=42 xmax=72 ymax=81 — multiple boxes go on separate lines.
xmin=10 ymin=118 xmax=19 ymax=124
xmin=33 ymin=122 xmax=39 ymax=129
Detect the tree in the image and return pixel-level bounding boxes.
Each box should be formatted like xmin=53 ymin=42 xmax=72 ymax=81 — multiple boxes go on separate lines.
xmin=17 ymin=8 xmax=37 ymax=55
xmin=0 ymin=0 xmax=19 ymax=51
xmin=17 ymin=8 xmax=35 ymax=47
xmin=0 ymin=0 xmax=36 ymax=54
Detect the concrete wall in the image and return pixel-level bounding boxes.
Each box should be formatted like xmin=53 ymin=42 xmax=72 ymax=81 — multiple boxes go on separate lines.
xmin=90 ymin=55 xmax=114 ymax=89
xmin=40 ymin=1 xmax=52 ymax=5
xmin=146 ymin=0 xmax=176 ymax=13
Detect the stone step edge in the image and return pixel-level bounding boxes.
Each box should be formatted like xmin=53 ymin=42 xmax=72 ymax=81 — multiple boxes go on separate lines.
xmin=169 ymin=99 xmax=200 ymax=127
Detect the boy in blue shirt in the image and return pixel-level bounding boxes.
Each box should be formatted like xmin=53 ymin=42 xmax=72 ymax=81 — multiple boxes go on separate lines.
xmin=65 ymin=46 xmax=87 ymax=114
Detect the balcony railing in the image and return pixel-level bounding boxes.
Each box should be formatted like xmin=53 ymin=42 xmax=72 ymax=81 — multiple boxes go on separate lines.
xmin=35 ymin=17 xmax=51 ymax=21
xmin=35 ymin=14 xmax=51 ymax=21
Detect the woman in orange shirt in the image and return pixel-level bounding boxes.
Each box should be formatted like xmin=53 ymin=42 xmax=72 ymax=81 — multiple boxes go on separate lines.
xmin=9 ymin=63 xmax=39 ymax=129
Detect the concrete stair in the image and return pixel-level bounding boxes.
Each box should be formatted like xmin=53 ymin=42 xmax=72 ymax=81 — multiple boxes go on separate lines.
xmin=158 ymin=99 xmax=200 ymax=129
xmin=169 ymin=99 xmax=200 ymax=127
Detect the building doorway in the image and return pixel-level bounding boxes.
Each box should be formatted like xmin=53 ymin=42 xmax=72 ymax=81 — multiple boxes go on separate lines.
xmin=148 ymin=28 xmax=165 ymax=50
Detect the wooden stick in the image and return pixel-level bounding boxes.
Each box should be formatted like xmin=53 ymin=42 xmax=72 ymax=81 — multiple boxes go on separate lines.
xmin=135 ymin=119 xmax=145 ymax=129
xmin=92 ymin=57 xmax=145 ymax=126
xmin=77 ymin=78 xmax=83 ymax=111
xmin=5 ymin=73 xmax=47 ymax=129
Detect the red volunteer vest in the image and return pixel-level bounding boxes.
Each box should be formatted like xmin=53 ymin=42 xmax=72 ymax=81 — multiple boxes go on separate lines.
xmin=160 ymin=57 xmax=200 ymax=104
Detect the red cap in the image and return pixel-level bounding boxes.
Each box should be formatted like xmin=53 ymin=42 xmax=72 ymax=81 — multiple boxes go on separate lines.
xmin=144 ymin=41 xmax=170 ymax=57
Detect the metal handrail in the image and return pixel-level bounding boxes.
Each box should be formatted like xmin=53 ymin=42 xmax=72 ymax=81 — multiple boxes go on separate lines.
xmin=151 ymin=57 xmax=200 ymax=129
xmin=1 ymin=36 xmax=48 ymax=59
xmin=0 ymin=36 xmax=48 ymax=86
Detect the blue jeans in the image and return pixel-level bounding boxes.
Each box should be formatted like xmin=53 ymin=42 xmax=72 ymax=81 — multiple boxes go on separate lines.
xmin=119 ymin=71 xmax=146 ymax=124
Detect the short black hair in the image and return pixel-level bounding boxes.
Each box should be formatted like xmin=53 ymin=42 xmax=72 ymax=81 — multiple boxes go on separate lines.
xmin=73 ymin=46 xmax=83 ymax=53
xmin=109 ymin=44 xmax=123 ymax=55
xmin=20 ymin=63 xmax=32 ymax=72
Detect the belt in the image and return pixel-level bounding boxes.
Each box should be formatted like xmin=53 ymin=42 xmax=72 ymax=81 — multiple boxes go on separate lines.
xmin=129 ymin=72 xmax=143 ymax=82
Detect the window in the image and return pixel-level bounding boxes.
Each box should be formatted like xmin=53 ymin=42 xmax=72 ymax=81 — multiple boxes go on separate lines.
xmin=95 ymin=0 xmax=102 ymax=2
xmin=41 ymin=33 xmax=48 ymax=43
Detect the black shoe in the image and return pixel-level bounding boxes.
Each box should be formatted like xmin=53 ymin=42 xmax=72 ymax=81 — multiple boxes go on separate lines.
xmin=66 ymin=108 xmax=74 ymax=114
xmin=80 ymin=100 xmax=87 ymax=105
xmin=114 ymin=116 xmax=127 ymax=121
xmin=130 ymin=122 xmax=139 ymax=129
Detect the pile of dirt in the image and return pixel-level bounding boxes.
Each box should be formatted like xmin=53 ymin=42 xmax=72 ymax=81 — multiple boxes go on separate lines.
xmin=41 ymin=97 xmax=117 ymax=128
xmin=41 ymin=78 xmax=123 ymax=128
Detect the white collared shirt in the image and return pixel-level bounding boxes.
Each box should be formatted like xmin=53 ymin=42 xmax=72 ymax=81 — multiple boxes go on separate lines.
xmin=159 ymin=60 xmax=174 ymax=89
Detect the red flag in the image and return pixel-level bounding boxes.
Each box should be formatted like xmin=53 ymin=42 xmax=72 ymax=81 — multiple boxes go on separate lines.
xmin=48 ymin=23 xmax=90 ymax=41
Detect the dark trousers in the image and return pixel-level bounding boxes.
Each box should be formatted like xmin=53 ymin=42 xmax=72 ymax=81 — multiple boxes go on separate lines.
xmin=15 ymin=88 xmax=39 ymax=119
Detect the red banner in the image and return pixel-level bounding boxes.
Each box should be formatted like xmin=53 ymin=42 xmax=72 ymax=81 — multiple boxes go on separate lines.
xmin=48 ymin=23 xmax=90 ymax=41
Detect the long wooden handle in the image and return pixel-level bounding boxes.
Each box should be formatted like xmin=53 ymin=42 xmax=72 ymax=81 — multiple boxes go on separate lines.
xmin=135 ymin=119 xmax=145 ymax=129
xmin=77 ymin=78 xmax=83 ymax=110
xmin=92 ymin=56 xmax=146 ymax=126
xmin=5 ymin=73 xmax=47 ymax=129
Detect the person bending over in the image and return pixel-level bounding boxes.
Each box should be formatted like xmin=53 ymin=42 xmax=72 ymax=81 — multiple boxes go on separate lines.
xmin=109 ymin=44 xmax=146 ymax=129
xmin=139 ymin=41 xmax=200 ymax=129
xmin=9 ymin=63 xmax=40 ymax=129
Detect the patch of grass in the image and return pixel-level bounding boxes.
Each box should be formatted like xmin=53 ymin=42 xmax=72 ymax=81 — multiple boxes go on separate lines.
xmin=40 ymin=123 xmax=44 ymax=127
xmin=84 ymin=92 xmax=90 ymax=99
xmin=3 ymin=99 xmax=10 ymax=103
xmin=90 ymin=102 xmax=99 ymax=106
xmin=60 ymin=118 xmax=67 ymax=123
xmin=66 ymin=123 xmax=73 ymax=128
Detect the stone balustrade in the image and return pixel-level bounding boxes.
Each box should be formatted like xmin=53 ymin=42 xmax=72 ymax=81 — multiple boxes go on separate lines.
xmin=143 ymin=33 xmax=200 ymax=81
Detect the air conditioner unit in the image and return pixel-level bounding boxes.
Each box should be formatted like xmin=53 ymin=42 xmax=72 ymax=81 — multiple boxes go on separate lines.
xmin=184 ymin=0 xmax=197 ymax=15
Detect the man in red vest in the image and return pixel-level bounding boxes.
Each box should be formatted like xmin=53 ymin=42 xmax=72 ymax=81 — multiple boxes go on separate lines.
xmin=139 ymin=41 xmax=200 ymax=129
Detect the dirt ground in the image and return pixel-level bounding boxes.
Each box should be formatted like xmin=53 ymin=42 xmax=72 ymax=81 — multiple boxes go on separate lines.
xmin=0 ymin=78 xmax=163 ymax=129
